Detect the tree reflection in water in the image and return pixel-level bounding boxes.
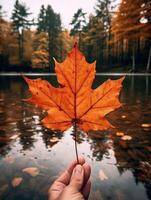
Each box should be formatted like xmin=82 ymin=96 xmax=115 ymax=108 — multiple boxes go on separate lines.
xmin=0 ymin=75 xmax=150 ymax=200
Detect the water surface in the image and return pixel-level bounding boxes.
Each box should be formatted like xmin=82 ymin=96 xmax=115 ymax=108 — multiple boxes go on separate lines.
xmin=0 ymin=75 xmax=151 ymax=200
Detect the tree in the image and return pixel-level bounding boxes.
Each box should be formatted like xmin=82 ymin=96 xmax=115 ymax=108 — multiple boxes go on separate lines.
xmin=0 ymin=5 xmax=3 ymax=18
xmin=0 ymin=6 xmax=11 ymax=69
xmin=11 ymin=0 xmax=32 ymax=64
xmin=37 ymin=5 xmax=62 ymax=69
xmin=32 ymin=32 xmax=49 ymax=68
xmin=58 ymin=29 xmax=75 ymax=60
xmin=95 ymin=0 xmax=112 ymax=32
xmin=70 ymin=8 xmax=87 ymax=48
xmin=70 ymin=8 xmax=87 ymax=35
xmin=37 ymin=5 xmax=46 ymax=32
xmin=95 ymin=0 xmax=113 ymax=65
xmin=0 ymin=5 xmax=4 ymax=54
xmin=81 ymin=15 xmax=105 ymax=65
xmin=111 ymin=0 xmax=151 ymax=71
xmin=140 ymin=1 xmax=151 ymax=71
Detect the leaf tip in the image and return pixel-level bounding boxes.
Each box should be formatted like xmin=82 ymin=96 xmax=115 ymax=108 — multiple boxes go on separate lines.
xmin=53 ymin=57 xmax=60 ymax=65
xmin=74 ymin=41 xmax=78 ymax=48
xmin=120 ymin=76 xmax=126 ymax=82
xmin=73 ymin=39 xmax=78 ymax=48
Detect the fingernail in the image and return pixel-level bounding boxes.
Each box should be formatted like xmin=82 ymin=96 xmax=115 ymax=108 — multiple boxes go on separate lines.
xmin=74 ymin=165 xmax=83 ymax=175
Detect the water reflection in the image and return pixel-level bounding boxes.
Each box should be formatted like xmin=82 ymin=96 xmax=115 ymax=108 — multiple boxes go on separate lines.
xmin=0 ymin=75 xmax=151 ymax=200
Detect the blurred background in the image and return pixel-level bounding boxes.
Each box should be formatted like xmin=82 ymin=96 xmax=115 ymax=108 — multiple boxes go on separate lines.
xmin=0 ymin=0 xmax=151 ymax=73
xmin=0 ymin=1 xmax=151 ymax=200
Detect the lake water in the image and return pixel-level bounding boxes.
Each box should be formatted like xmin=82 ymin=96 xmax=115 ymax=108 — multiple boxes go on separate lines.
xmin=0 ymin=74 xmax=151 ymax=200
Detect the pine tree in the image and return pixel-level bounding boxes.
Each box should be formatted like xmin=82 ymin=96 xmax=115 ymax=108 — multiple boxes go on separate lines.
xmin=81 ymin=15 xmax=104 ymax=65
xmin=37 ymin=5 xmax=62 ymax=69
xmin=11 ymin=0 xmax=31 ymax=64
xmin=70 ymin=8 xmax=87 ymax=35
xmin=70 ymin=8 xmax=87 ymax=48
xmin=37 ymin=5 xmax=46 ymax=32
xmin=95 ymin=0 xmax=115 ymax=66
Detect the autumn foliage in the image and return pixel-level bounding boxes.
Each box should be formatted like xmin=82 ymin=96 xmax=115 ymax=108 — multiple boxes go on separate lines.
xmin=24 ymin=44 xmax=124 ymax=132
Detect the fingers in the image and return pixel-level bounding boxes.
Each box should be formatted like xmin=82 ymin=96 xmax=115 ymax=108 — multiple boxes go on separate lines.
xmin=82 ymin=179 xmax=91 ymax=200
xmin=67 ymin=157 xmax=85 ymax=174
xmin=69 ymin=165 xmax=84 ymax=191
xmin=82 ymin=163 xmax=91 ymax=199
xmin=83 ymin=163 xmax=91 ymax=185
xmin=55 ymin=157 xmax=85 ymax=186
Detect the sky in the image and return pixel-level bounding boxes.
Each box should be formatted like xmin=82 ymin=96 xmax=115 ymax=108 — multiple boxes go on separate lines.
xmin=1 ymin=0 xmax=98 ymax=28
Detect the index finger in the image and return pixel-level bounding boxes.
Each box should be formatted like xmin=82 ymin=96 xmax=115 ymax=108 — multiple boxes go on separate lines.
xmin=56 ymin=157 xmax=85 ymax=186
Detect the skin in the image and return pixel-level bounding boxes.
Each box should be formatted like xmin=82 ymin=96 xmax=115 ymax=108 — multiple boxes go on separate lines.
xmin=48 ymin=157 xmax=91 ymax=200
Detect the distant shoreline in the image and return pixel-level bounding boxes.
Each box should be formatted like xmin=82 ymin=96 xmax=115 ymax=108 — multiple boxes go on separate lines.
xmin=0 ymin=72 xmax=151 ymax=76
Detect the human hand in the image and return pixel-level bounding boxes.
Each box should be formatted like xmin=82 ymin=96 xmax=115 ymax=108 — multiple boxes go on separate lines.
xmin=48 ymin=157 xmax=91 ymax=200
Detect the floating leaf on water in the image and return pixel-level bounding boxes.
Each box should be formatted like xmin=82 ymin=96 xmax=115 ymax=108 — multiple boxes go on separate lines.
xmin=33 ymin=115 xmax=39 ymax=120
xmin=121 ymin=115 xmax=126 ymax=119
xmin=8 ymin=122 xmax=17 ymax=126
xmin=35 ymin=126 xmax=42 ymax=130
xmin=117 ymin=161 xmax=128 ymax=167
xmin=26 ymin=129 xmax=34 ymax=132
xmin=22 ymin=167 xmax=40 ymax=177
xmin=116 ymin=132 xmax=124 ymax=137
xmin=121 ymin=135 xmax=132 ymax=140
xmin=50 ymin=137 xmax=59 ymax=143
xmin=99 ymin=169 xmax=108 ymax=181
xmin=4 ymin=156 xmax=15 ymax=164
xmin=11 ymin=177 xmax=23 ymax=187
xmin=10 ymin=134 xmax=20 ymax=140
xmin=0 ymin=184 xmax=9 ymax=197
xmin=141 ymin=123 xmax=151 ymax=128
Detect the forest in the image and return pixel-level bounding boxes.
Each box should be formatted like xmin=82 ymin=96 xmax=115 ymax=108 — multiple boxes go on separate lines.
xmin=0 ymin=0 xmax=151 ymax=72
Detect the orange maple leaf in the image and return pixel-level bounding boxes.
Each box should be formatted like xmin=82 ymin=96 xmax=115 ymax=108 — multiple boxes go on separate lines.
xmin=24 ymin=44 xmax=124 ymax=132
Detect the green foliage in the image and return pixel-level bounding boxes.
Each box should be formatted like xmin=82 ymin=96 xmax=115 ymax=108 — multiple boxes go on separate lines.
xmin=11 ymin=0 xmax=32 ymax=64
xmin=37 ymin=5 xmax=62 ymax=69
xmin=37 ymin=5 xmax=46 ymax=32
xmin=0 ymin=5 xmax=3 ymax=18
xmin=11 ymin=0 xmax=31 ymax=31
xmin=0 ymin=0 xmax=150 ymax=72
xmin=74 ymin=0 xmax=115 ymax=68
xmin=70 ymin=8 xmax=87 ymax=36
xmin=81 ymin=15 xmax=105 ymax=63
xmin=95 ymin=0 xmax=112 ymax=30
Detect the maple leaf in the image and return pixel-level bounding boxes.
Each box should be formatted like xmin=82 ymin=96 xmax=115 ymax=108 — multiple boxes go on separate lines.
xmin=24 ymin=44 xmax=124 ymax=132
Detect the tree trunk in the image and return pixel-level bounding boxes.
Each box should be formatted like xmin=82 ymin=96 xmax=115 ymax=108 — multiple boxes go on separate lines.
xmin=137 ymin=37 xmax=140 ymax=64
xmin=18 ymin=32 xmax=22 ymax=64
xmin=146 ymin=45 xmax=151 ymax=72
xmin=132 ymin=45 xmax=136 ymax=72
xmin=48 ymin=32 xmax=54 ymax=71
xmin=108 ymin=26 xmax=112 ymax=66
xmin=120 ymin=39 xmax=124 ymax=64
xmin=21 ymin=29 xmax=24 ymax=63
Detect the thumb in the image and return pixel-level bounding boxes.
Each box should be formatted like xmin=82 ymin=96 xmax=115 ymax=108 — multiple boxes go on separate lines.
xmin=69 ymin=164 xmax=84 ymax=191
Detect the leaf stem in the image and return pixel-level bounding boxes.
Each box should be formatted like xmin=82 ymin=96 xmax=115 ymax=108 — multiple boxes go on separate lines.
xmin=73 ymin=44 xmax=79 ymax=164
xmin=74 ymin=122 xmax=79 ymax=164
